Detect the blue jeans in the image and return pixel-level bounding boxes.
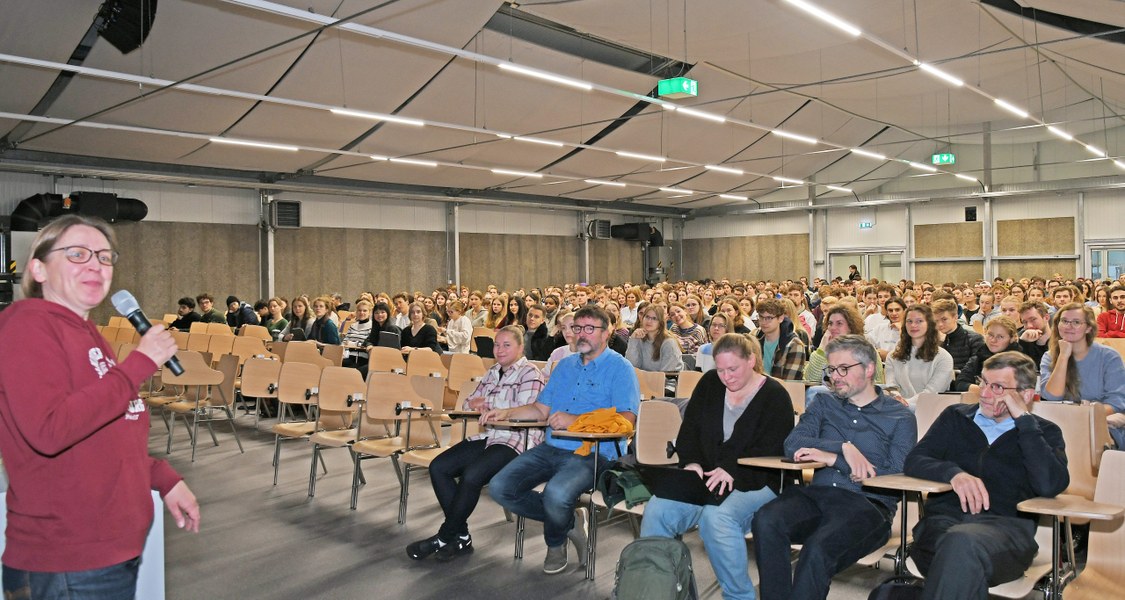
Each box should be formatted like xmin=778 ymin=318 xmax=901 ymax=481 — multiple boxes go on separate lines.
xmin=3 ymin=558 xmax=140 ymax=600
xmin=488 ymin=443 xmax=605 ymax=548
xmin=641 ymin=488 xmax=777 ymax=600
xmin=752 ymin=486 xmax=892 ymax=600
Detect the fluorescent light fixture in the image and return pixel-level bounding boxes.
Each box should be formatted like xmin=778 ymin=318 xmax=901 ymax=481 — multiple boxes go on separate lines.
xmin=658 ymin=102 xmax=678 ymax=111
xmin=1046 ymin=126 xmax=1073 ymax=141
xmin=616 ymin=150 xmax=666 ymax=163
xmin=585 ymin=179 xmax=626 ymax=187
xmin=330 ymin=108 xmax=424 ymax=127
xmin=954 ymin=173 xmax=978 ymax=182
xmin=851 ymin=148 xmax=887 ymax=161
xmin=908 ymin=161 xmax=938 ymax=172
xmin=772 ymin=176 xmax=805 ymax=185
xmin=659 ymin=187 xmax=694 ymax=194
xmin=677 ymin=107 xmax=726 ymax=123
xmin=491 ymin=168 xmax=543 ymax=178
xmin=771 ymin=129 xmax=818 ymax=145
xmin=993 ymin=99 xmax=1029 ymax=119
xmin=209 ymin=137 xmax=299 ymax=151
xmin=1114 ymin=160 xmax=1125 ymax=170
xmin=1084 ymin=144 xmax=1106 ymax=158
xmin=825 ymin=185 xmax=852 ymax=193
xmin=516 ymin=136 xmax=564 ymax=147
xmin=719 ymin=194 xmax=748 ymax=201
xmin=495 ymin=133 xmax=513 ymax=139
xmin=389 ymin=157 xmax=437 ymax=167
xmin=369 ymin=154 xmax=389 ymax=161
xmin=914 ymin=61 xmax=964 ymax=87
xmin=705 ymin=164 xmax=744 ymax=175
xmin=498 ymin=62 xmax=593 ymax=91
xmin=783 ymin=0 xmax=862 ymax=37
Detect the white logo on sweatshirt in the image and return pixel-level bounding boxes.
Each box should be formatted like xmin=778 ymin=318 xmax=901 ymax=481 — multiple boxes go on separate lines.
xmin=88 ymin=347 xmax=115 ymax=378
xmin=126 ymin=398 xmax=145 ymax=421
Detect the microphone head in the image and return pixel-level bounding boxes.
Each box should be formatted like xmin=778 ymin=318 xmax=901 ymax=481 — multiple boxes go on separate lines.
xmin=111 ymin=290 xmax=141 ymax=316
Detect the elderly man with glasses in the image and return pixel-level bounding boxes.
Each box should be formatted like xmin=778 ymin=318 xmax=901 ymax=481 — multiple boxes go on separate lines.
xmin=904 ymin=351 xmax=1068 ymax=599
xmin=485 ymin=305 xmax=640 ymax=575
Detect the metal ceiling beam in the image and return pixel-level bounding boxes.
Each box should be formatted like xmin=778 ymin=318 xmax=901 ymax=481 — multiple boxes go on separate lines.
xmin=0 ymin=149 xmax=689 ymax=217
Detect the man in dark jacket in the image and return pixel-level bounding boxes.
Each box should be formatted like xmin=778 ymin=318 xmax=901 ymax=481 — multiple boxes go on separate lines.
xmin=905 ymin=351 xmax=1068 ymax=600
xmin=933 ymin=299 xmax=984 ymax=371
xmin=169 ymin=296 xmax=201 ymax=331
xmin=225 ymin=295 xmax=259 ymax=329
xmin=523 ymin=304 xmax=559 ymax=361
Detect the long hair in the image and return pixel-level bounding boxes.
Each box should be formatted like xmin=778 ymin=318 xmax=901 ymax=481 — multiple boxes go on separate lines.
xmin=485 ymin=293 xmax=509 ymax=329
xmin=824 ymin=304 xmax=865 ymax=336
xmin=638 ymin=303 xmax=676 ymax=361
xmin=717 ymin=296 xmax=745 ymax=330
xmin=1048 ymin=303 xmax=1098 ymax=401
xmin=892 ymin=304 xmax=941 ymax=362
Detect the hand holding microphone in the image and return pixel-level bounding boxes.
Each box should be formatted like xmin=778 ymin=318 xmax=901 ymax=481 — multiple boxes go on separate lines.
xmin=111 ymin=290 xmax=183 ymax=375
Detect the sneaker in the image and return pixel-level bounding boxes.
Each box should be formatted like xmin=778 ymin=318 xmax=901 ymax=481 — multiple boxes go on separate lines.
xmin=567 ymin=507 xmax=589 ymax=568
xmin=406 ymin=534 xmax=445 ymax=560
xmin=435 ymin=534 xmax=474 ymax=562
xmin=543 ymin=544 xmax=568 ymax=574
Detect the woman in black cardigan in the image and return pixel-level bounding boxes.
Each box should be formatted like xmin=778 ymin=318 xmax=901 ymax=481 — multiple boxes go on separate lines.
xmin=639 ymin=333 xmax=794 ymax=600
xmin=401 ymin=302 xmax=441 ymax=353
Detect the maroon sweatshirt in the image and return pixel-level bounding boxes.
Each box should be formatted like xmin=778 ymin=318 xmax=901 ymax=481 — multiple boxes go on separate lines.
xmin=0 ymin=299 xmax=182 ymax=572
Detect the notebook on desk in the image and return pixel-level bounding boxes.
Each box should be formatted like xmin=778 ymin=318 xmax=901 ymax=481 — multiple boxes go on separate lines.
xmin=642 ymin=465 xmax=728 ymax=506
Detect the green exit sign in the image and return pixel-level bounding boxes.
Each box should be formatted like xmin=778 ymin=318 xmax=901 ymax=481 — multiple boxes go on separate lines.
xmin=658 ymin=77 xmax=698 ymax=99
xmin=931 ymin=153 xmax=956 ymax=165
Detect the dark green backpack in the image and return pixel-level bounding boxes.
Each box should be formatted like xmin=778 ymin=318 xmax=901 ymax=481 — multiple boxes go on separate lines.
xmin=612 ymin=537 xmax=697 ymax=600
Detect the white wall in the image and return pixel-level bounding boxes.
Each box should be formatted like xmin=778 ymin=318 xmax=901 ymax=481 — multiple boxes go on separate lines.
xmin=279 ymin=191 xmax=446 ymax=231
xmin=682 ymin=211 xmax=807 ymax=239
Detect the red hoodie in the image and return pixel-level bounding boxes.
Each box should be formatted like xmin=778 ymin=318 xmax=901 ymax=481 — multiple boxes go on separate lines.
xmin=1098 ymin=309 xmax=1125 ymax=338
xmin=0 ymin=299 xmax=182 ymax=572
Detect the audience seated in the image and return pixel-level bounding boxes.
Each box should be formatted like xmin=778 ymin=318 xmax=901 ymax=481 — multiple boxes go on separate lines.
xmin=932 ymin=299 xmax=984 ymax=372
xmin=261 ymin=297 xmax=288 ymax=341
xmin=906 ymin=352 xmax=1068 ymax=600
xmin=196 ymin=293 xmax=226 ymax=324
xmin=401 ymin=302 xmax=441 ymax=353
xmin=169 ymin=296 xmax=200 ymax=331
xmin=694 ymin=313 xmax=731 ymax=373
xmin=307 ymin=295 xmax=340 ymax=345
xmin=442 ymin=300 xmax=473 ymax=354
xmin=625 ymin=304 xmax=684 ymax=372
xmin=1017 ymin=300 xmax=1052 ymax=367
xmin=225 ymin=295 xmax=259 ymax=329
xmin=1097 ymin=284 xmax=1125 ymax=337
xmin=281 ymin=296 xmax=313 ymax=341
xmin=1039 ymin=303 xmax=1125 ymax=447
xmin=668 ymin=302 xmax=708 ymax=355
xmin=952 ymin=315 xmax=1020 ymax=392
xmin=640 ymin=334 xmax=794 ymax=600
xmin=885 ymin=304 xmax=954 ymax=408
xmin=754 ymin=298 xmax=806 ymax=380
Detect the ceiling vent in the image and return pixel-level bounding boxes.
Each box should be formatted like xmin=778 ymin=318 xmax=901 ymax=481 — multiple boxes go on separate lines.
xmin=270 ymin=201 xmax=301 ymax=229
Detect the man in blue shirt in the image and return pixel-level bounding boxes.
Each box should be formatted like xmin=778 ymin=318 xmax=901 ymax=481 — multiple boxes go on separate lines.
xmin=904 ymin=352 xmax=1068 ymax=599
xmin=752 ymin=335 xmax=916 ymax=600
xmin=486 ymin=305 xmax=640 ymax=574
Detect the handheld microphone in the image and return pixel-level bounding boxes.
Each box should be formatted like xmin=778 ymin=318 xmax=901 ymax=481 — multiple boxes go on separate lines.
xmin=111 ymin=290 xmax=184 ymax=376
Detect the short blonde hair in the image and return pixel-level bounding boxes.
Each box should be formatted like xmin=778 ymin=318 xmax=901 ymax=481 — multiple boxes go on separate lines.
xmin=22 ymin=215 xmax=117 ymax=299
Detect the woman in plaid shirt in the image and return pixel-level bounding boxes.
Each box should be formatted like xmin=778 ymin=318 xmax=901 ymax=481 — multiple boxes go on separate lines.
xmin=406 ymin=325 xmax=545 ymax=562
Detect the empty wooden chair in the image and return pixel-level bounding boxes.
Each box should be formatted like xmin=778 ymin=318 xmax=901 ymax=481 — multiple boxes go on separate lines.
xmin=239 ymin=357 xmax=282 ymax=426
xmin=635 ymin=368 xmax=666 ymax=400
xmin=282 ymin=341 xmax=331 ymax=368
xmin=189 ymin=321 xmax=209 ymax=334
xmin=271 ymin=361 xmax=323 ymax=485
xmin=1063 ymin=450 xmax=1125 ymax=599
xmin=1032 ymin=401 xmax=1098 ymax=500
xmin=162 ymin=351 xmax=226 ymax=460
xmin=206 ymin=322 xmax=234 ymax=336
xmin=307 ymin=366 xmax=366 ymax=498
xmin=165 ymin=353 xmax=244 ymax=461
xmin=240 ymin=324 xmax=273 ymax=342
xmin=674 ymin=370 xmax=704 ymax=398
xmin=367 ymin=346 xmax=407 ymax=374
xmin=406 ymin=348 xmax=448 ymax=378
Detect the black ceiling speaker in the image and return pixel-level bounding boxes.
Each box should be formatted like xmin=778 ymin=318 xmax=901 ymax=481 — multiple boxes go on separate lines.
xmin=965 ymin=207 xmax=977 ymax=222
xmin=97 ymin=0 xmax=158 ymax=54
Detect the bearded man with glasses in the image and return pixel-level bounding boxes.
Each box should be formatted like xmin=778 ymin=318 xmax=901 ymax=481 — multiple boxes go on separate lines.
xmin=753 ymin=335 xmax=916 ymax=600
xmin=904 ymin=351 xmax=1068 ymax=600
xmin=485 ymin=305 xmax=639 ymax=575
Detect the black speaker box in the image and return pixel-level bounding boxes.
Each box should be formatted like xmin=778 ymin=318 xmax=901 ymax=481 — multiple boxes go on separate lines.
xmin=610 ymin=223 xmax=650 ymax=242
xmin=965 ymin=207 xmax=977 ymax=222
xmin=97 ymin=0 xmax=158 ymax=54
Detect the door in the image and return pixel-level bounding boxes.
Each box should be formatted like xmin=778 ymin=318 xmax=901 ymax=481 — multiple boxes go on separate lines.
xmin=828 ymin=251 xmax=905 ymax=282
xmin=1090 ymin=246 xmax=1125 ymax=280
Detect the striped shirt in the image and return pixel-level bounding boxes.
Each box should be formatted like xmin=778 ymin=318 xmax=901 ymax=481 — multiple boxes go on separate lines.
xmin=465 ymin=357 xmax=545 ymax=453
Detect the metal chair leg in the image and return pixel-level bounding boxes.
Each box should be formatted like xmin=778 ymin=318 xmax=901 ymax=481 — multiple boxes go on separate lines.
xmin=308 ymin=445 xmax=321 ymax=498
xmin=272 ymin=435 xmax=282 ymax=485
xmin=515 ymin=515 xmax=526 ymax=559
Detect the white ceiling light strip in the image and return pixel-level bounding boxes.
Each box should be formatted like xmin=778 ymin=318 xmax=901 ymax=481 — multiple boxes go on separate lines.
xmin=782 ymin=1 xmax=1118 ymax=173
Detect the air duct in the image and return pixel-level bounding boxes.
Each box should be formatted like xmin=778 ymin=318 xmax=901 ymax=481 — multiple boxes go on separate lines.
xmin=10 ymin=191 xmax=148 ymax=231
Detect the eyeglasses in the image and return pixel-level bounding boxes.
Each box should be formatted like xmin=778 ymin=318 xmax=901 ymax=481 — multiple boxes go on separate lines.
xmin=47 ymin=246 xmax=119 ymax=266
xmin=570 ymin=324 xmax=606 ymax=335
xmin=757 ymin=314 xmax=778 ymax=322
xmin=976 ymin=378 xmax=1023 ymax=396
xmin=824 ymin=362 xmax=862 ymax=378
xmin=1058 ymin=318 xmax=1084 ymax=328
xmin=642 ymin=315 xmax=659 ymax=322
xmin=985 ymin=333 xmax=1011 ymax=341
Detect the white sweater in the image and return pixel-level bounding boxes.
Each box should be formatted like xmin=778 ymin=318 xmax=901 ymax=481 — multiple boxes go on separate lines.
xmin=885 ymin=346 xmax=954 ymax=408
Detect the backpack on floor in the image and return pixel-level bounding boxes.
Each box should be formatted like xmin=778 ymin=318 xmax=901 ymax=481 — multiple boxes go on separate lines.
xmin=612 ymin=537 xmax=697 ymax=600
xmin=866 ymin=576 xmax=925 ymax=600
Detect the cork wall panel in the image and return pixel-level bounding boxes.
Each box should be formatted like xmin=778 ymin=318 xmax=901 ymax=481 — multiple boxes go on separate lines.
xmin=589 ymin=239 xmax=644 ymax=285
xmin=915 ymin=262 xmax=984 ymax=284
xmin=93 ymin=221 xmax=259 ymax=323
xmin=274 ymin=228 xmax=447 ymax=300
xmin=914 ymin=222 xmax=982 ymax=258
xmin=997 ymin=260 xmax=1076 ymax=280
xmin=683 ymin=234 xmax=809 ymax=281
xmin=459 ymin=233 xmax=579 ymax=291
xmin=996 ymin=218 xmax=1075 ymax=256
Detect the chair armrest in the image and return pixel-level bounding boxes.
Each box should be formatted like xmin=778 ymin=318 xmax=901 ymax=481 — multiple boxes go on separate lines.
xmin=1017 ymin=495 xmax=1124 ymax=521
xmin=862 ymin=474 xmax=953 ymax=494
xmin=737 ymin=456 xmax=827 ymax=470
